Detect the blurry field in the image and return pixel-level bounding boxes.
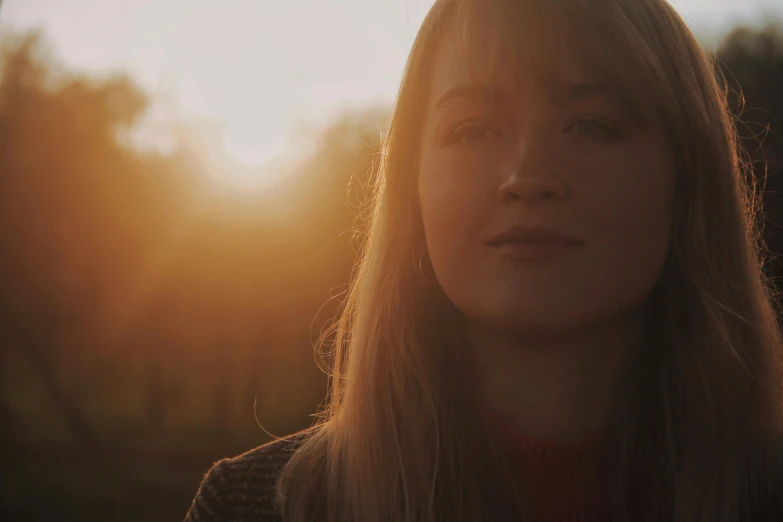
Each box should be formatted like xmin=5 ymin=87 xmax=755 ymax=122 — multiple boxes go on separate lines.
xmin=3 ymin=447 xmax=211 ymax=522
xmin=1 ymin=341 xmax=320 ymax=522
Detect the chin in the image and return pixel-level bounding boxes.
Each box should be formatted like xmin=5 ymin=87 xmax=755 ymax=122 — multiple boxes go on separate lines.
xmin=473 ymin=300 xmax=609 ymax=337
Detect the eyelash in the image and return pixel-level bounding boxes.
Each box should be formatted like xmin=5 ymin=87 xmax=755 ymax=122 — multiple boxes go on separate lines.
xmin=445 ymin=117 xmax=623 ymax=145
xmin=566 ymin=117 xmax=623 ymax=140
xmin=446 ymin=121 xmax=501 ymax=144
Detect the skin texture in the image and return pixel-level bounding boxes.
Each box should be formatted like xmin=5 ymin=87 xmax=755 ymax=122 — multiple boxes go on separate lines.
xmin=417 ymin=17 xmax=677 ymax=443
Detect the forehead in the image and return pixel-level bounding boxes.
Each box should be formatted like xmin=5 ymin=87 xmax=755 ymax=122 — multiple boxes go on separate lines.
xmin=427 ymin=5 xmax=613 ymax=104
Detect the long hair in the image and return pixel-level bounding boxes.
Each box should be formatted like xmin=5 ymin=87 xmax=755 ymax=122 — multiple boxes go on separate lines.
xmin=276 ymin=1 xmax=783 ymax=521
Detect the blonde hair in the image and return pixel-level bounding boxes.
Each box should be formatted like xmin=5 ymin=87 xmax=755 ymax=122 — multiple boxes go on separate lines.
xmin=276 ymin=1 xmax=783 ymax=521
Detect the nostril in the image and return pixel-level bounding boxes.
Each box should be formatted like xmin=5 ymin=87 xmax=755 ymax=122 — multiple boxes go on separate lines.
xmin=501 ymin=187 xmax=558 ymax=203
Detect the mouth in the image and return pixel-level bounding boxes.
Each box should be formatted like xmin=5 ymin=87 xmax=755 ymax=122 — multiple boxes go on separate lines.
xmin=485 ymin=226 xmax=584 ymax=261
xmin=488 ymin=241 xmax=579 ymax=261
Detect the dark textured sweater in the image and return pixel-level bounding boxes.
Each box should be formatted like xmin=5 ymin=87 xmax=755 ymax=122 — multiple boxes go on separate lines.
xmin=184 ymin=429 xmax=310 ymax=522
xmin=184 ymin=425 xmax=783 ymax=522
xmin=487 ymin=410 xmax=615 ymax=521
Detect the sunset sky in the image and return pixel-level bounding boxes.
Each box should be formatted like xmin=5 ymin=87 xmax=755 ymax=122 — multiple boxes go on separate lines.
xmin=2 ymin=0 xmax=781 ymax=170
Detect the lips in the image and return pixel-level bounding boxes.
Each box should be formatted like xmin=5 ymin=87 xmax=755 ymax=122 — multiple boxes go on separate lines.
xmin=485 ymin=225 xmax=584 ymax=247
xmin=485 ymin=225 xmax=583 ymax=262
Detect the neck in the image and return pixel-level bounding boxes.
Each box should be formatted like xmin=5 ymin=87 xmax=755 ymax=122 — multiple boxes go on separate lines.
xmin=469 ymin=311 xmax=644 ymax=445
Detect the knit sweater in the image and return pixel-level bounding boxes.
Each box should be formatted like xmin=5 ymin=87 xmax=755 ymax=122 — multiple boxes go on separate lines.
xmin=184 ymin=429 xmax=310 ymax=522
xmin=487 ymin=410 xmax=614 ymax=521
xmin=184 ymin=424 xmax=783 ymax=522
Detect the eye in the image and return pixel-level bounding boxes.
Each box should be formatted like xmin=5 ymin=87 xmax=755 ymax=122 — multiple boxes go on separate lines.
xmin=448 ymin=122 xmax=502 ymax=144
xmin=567 ymin=118 xmax=621 ymax=140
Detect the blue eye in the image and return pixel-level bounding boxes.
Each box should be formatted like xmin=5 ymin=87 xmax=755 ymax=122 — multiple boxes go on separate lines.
xmin=568 ymin=118 xmax=621 ymax=140
xmin=449 ymin=123 xmax=502 ymax=144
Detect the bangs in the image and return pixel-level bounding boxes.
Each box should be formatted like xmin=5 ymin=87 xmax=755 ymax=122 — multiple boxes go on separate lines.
xmin=446 ymin=0 xmax=657 ymax=127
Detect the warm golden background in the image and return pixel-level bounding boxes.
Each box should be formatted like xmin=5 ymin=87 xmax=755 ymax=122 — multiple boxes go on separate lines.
xmin=0 ymin=1 xmax=781 ymax=521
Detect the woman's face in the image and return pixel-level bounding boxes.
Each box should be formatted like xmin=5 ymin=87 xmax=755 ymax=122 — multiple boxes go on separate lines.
xmin=417 ymin=19 xmax=676 ymax=335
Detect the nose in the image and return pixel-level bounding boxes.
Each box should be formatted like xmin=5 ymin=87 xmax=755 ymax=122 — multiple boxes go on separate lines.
xmin=498 ymin=133 xmax=567 ymax=204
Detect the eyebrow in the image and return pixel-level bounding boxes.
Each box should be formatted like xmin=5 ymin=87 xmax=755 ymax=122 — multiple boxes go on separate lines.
xmin=434 ymin=81 xmax=620 ymax=111
xmin=553 ymin=81 xmax=646 ymax=124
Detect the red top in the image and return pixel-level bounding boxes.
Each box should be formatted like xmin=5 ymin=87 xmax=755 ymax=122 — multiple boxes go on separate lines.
xmin=488 ymin=409 xmax=613 ymax=522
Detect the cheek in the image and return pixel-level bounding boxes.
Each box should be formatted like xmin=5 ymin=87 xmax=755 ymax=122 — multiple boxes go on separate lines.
xmin=575 ymin=149 xmax=675 ymax=304
xmin=418 ymin=152 xmax=500 ymax=253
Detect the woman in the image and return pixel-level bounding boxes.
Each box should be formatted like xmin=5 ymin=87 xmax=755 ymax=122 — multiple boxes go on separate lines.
xmin=185 ymin=0 xmax=783 ymax=520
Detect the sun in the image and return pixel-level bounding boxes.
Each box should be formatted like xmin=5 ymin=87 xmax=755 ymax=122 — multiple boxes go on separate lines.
xmin=203 ymin=128 xmax=292 ymax=194
xmin=223 ymin=135 xmax=282 ymax=169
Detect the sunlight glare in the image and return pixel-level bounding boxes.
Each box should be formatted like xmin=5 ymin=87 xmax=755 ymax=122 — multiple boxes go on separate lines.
xmin=223 ymin=133 xmax=284 ymax=169
xmin=207 ymin=144 xmax=292 ymax=194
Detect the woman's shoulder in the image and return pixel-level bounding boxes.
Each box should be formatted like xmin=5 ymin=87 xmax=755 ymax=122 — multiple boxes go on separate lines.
xmin=183 ymin=427 xmax=315 ymax=522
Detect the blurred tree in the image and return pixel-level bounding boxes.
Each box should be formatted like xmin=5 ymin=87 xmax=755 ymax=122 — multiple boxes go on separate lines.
xmin=289 ymin=107 xmax=387 ymax=275
xmin=716 ymin=22 xmax=783 ymax=286
xmin=0 ymin=31 xmax=151 ymax=448
xmin=0 ymin=27 xmax=390 ymax=455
